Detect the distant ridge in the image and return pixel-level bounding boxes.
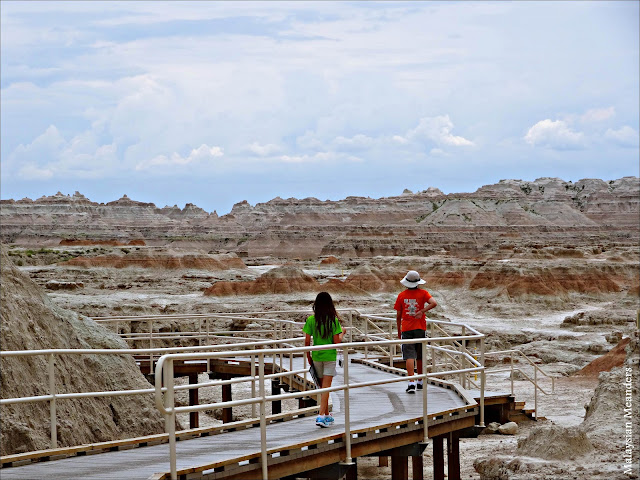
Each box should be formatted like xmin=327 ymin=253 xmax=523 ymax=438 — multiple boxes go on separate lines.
xmin=1 ymin=177 xmax=638 ymax=259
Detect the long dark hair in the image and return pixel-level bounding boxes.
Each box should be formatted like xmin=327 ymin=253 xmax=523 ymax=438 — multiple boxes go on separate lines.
xmin=313 ymin=291 xmax=338 ymax=339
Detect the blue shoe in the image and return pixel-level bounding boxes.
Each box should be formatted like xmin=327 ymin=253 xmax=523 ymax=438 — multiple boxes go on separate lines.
xmin=324 ymin=415 xmax=335 ymax=425
xmin=316 ymin=416 xmax=329 ymax=427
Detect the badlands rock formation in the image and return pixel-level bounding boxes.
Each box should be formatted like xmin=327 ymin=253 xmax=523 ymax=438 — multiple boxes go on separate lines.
xmin=1 ymin=177 xmax=638 ymax=477
xmin=59 ymin=250 xmax=246 ymax=270
xmin=473 ymin=332 xmax=639 ymax=480
xmin=0 ymin=248 xmax=164 ymax=456
xmin=1 ymin=177 xmax=638 ymax=260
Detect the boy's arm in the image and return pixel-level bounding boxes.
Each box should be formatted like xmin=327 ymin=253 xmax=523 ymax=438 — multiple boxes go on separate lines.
xmin=417 ymin=297 xmax=437 ymax=316
xmin=396 ymin=309 xmax=402 ymax=339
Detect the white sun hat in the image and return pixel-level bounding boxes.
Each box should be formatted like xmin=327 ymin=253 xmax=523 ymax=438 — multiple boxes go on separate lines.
xmin=400 ymin=270 xmax=426 ymax=288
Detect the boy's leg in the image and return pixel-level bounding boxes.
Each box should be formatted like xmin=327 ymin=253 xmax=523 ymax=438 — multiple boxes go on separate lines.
xmin=406 ymin=358 xmax=415 ymax=377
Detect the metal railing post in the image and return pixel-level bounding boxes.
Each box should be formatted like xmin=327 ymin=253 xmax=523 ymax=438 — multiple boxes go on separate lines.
xmin=461 ymin=326 xmax=467 ymax=388
xmin=164 ymin=358 xmax=177 ymax=480
xmin=48 ymin=353 xmax=57 ymax=449
xmin=206 ymin=318 xmax=211 ymax=372
xmin=342 ymin=346 xmax=352 ymax=464
xmin=149 ymin=319 xmax=154 ymax=375
xmin=432 ymin=339 xmax=437 ymax=373
xmin=422 ymin=341 xmax=428 ymax=443
xmin=303 ymin=349 xmax=308 ymax=392
xmin=289 ymin=352 xmax=294 ymax=390
xmin=388 ymin=320 xmax=393 ymax=367
xmin=364 ymin=318 xmax=369 ymax=359
xmin=534 ymin=366 xmax=538 ymax=420
xmin=479 ymin=337 xmax=485 ymax=427
xmin=251 ymin=354 xmax=256 ymax=418
xmin=510 ymin=351 xmax=514 ymax=395
xmin=259 ymin=353 xmax=268 ymax=480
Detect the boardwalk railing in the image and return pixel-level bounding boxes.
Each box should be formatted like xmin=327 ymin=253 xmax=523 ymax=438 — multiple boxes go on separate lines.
xmin=351 ymin=312 xmax=555 ymax=419
xmin=1 ymin=309 xmax=487 ymax=473
xmin=0 ymin=337 xmax=302 ymax=453
xmin=154 ymin=335 xmax=485 ymax=480
xmin=482 ymin=349 xmax=556 ymax=419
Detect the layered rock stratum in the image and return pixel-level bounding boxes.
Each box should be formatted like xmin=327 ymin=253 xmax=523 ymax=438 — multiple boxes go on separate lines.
xmin=1 ymin=177 xmax=638 ymax=259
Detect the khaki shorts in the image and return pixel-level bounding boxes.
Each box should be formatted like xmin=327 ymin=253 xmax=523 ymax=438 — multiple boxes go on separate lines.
xmin=314 ymin=360 xmax=337 ymax=378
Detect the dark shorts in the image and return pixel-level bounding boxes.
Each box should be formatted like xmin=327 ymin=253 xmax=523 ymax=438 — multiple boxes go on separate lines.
xmin=401 ymin=329 xmax=426 ymax=360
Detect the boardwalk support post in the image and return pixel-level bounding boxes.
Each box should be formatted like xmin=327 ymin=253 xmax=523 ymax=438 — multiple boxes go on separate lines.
xmin=447 ymin=431 xmax=461 ymax=480
xmin=370 ymin=443 xmax=427 ymax=480
xmin=391 ymin=455 xmax=407 ymax=480
xmin=272 ymin=379 xmax=282 ymax=416
xmin=222 ymin=377 xmax=233 ymax=423
xmin=188 ymin=372 xmax=199 ymax=429
xmin=433 ymin=435 xmax=444 ymax=480
xmin=412 ymin=455 xmax=424 ymax=480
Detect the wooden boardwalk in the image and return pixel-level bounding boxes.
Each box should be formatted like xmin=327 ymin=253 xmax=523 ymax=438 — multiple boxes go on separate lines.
xmin=1 ymin=361 xmax=478 ymax=480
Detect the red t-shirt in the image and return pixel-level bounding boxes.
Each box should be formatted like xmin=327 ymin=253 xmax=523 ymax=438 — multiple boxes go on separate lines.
xmin=394 ymin=288 xmax=432 ymax=331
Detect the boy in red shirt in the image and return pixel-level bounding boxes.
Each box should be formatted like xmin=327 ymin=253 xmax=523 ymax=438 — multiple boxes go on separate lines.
xmin=394 ymin=270 xmax=437 ymax=393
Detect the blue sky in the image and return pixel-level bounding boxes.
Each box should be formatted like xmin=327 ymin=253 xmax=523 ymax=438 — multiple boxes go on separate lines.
xmin=1 ymin=1 xmax=638 ymax=214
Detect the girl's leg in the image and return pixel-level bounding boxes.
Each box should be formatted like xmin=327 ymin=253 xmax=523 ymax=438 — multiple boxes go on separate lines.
xmin=320 ymin=375 xmax=333 ymax=416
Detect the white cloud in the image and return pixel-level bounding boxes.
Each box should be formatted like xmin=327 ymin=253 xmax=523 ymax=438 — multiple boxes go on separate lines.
xmin=605 ymin=126 xmax=639 ymax=148
xmin=246 ymin=142 xmax=281 ymax=156
xmin=429 ymin=148 xmax=449 ymax=157
xmin=296 ymin=131 xmax=325 ymax=150
xmin=7 ymin=125 xmax=119 ymax=179
xmin=1 ymin=1 xmax=638 ymax=210
xmin=17 ymin=164 xmax=54 ymax=180
xmin=276 ymin=152 xmax=361 ymax=164
xmin=580 ymin=106 xmax=615 ymax=123
xmin=135 ymin=144 xmax=223 ymax=171
xmin=332 ymin=134 xmax=376 ymax=150
xmin=401 ymin=115 xmax=474 ymax=147
xmin=392 ymin=135 xmax=409 ymax=145
xmin=524 ymin=119 xmax=586 ymax=149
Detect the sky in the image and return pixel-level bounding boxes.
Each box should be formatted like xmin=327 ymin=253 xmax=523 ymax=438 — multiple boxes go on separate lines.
xmin=1 ymin=1 xmax=638 ymax=214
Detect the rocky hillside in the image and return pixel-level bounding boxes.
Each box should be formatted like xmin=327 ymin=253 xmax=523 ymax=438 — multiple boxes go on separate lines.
xmin=0 ymin=248 xmax=165 ymax=455
xmin=1 ymin=177 xmax=638 ymax=259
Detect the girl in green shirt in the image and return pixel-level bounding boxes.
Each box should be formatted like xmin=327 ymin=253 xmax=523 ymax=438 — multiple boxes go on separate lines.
xmin=303 ymin=292 xmax=343 ymax=427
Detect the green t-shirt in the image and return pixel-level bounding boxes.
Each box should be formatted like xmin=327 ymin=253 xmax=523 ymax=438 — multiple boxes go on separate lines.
xmin=303 ymin=315 xmax=343 ymax=362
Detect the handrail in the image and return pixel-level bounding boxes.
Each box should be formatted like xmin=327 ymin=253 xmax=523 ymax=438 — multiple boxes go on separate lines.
xmin=153 ymin=335 xmax=485 ymax=480
xmin=483 ymin=349 xmax=557 ymax=420
xmin=1 ymin=309 xmax=486 ymax=473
